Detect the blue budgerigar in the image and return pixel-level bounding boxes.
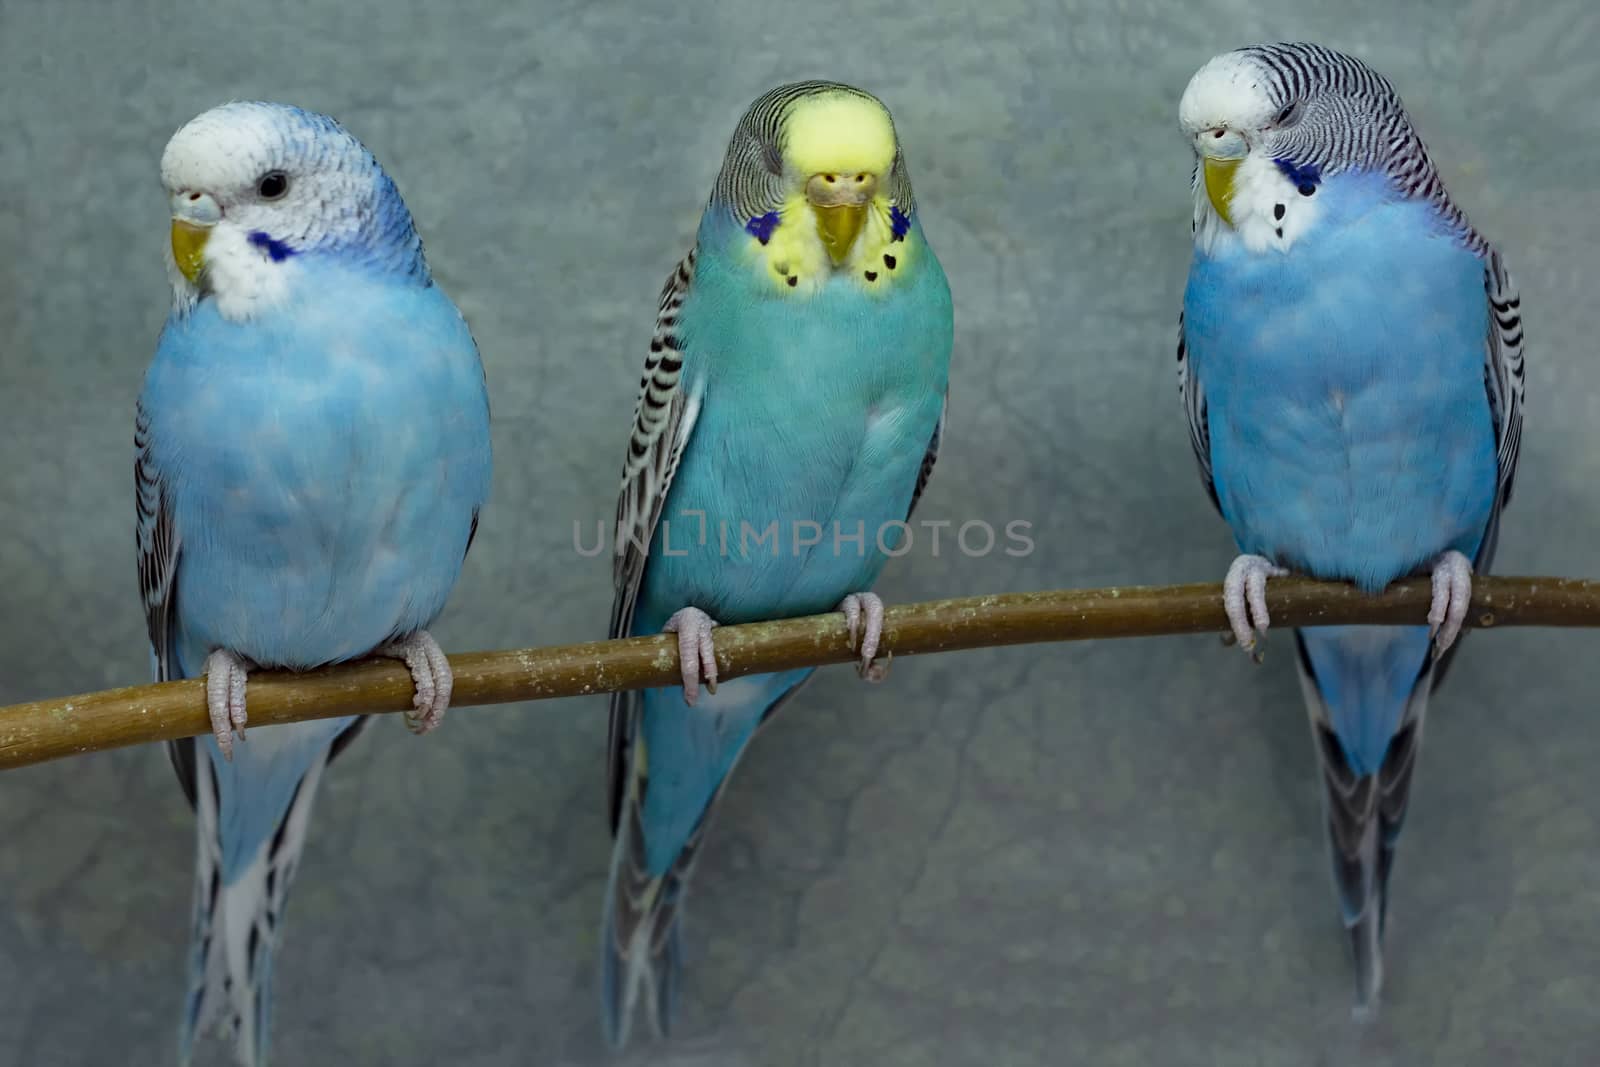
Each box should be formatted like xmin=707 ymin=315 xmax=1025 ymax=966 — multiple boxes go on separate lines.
xmin=601 ymin=82 xmax=953 ymax=1046
xmin=1176 ymin=44 xmax=1524 ymax=1015
xmin=136 ymin=103 xmax=491 ymax=1065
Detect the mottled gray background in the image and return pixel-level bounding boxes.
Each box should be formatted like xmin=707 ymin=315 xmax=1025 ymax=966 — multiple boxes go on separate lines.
xmin=2 ymin=0 xmax=1598 ymax=1064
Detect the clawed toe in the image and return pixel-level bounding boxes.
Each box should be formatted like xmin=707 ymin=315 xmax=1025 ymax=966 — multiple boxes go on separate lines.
xmin=838 ymin=592 xmax=887 ymax=681
xmin=203 ymin=649 xmax=251 ymax=761
xmin=1222 ymin=554 xmax=1288 ymax=662
xmin=859 ymin=651 xmax=892 ymax=684
xmin=380 ymin=630 xmax=454 ymax=735
xmin=664 ymin=607 xmax=720 ymax=706
xmin=1427 ymin=550 xmax=1473 ymax=657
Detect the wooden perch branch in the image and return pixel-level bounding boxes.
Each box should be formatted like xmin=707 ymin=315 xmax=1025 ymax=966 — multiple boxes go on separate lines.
xmin=2 ymin=575 xmax=1595 ymax=772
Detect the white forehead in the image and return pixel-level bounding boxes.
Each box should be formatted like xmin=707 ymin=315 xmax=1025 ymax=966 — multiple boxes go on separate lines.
xmin=1178 ymin=52 xmax=1277 ymax=134
xmin=160 ymin=102 xmax=355 ymax=194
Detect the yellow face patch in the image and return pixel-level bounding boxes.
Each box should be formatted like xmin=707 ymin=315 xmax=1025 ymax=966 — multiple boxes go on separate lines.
xmin=782 ymin=92 xmax=896 ymax=182
xmin=752 ymin=194 xmax=831 ymax=293
xmin=748 ymin=91 xmax=911 ymax=296
xmin=750 ymin=193 xmax=913 ymax=296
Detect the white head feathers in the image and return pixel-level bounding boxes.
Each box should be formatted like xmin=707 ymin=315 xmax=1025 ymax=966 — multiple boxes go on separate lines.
xmin=160 ymin=102 xmax=425 ymax=319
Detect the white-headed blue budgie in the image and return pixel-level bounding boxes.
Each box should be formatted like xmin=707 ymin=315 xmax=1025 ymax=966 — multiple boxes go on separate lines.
xmin=136 ymin=102 xmax=492 ymax=1065
xmin=600 ymin=81 xmax=953 ymax=1046
xmin=1176 ymin=44 xmax=1524 ymax=1015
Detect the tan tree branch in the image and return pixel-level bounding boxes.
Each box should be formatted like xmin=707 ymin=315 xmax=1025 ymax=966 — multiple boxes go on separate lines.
xmin=1 ymin=575 xmax=1593 ymax=772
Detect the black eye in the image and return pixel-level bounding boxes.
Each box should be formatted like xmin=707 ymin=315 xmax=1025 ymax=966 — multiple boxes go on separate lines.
xmin=1273 ymin=104 xmax=1297 ymax=126
xmin=256 ymin=171 xmax=289 ymax=200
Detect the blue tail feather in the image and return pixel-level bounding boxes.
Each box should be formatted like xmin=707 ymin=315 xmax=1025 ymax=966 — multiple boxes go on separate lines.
xmin=1294 ymin=627 xmax=1434 ymax=1017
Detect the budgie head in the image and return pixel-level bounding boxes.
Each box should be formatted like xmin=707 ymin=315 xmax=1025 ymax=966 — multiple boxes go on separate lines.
xmin=1179 ymin=43 xmax=1462 ymax=254
xmin=707 ymin=81 xmax=920 ymax=295
xmin=161 ymin=101 xmax=427 ymax=318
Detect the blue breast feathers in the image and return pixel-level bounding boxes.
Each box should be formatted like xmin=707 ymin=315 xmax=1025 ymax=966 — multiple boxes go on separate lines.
xmin=1183 ymin=170 xmax=1497 ymax=591
xmin=143 ymin=257 xmax=491 ymax=673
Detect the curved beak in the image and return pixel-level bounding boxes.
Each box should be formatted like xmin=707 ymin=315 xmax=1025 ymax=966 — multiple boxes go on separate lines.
xmin=806 ymin=172 xmax=878 ymax=265
xmin=1198 ymin=128 xmax=1249 ymax=228
xmin=169 ymin=191 xmax=221 ymax=284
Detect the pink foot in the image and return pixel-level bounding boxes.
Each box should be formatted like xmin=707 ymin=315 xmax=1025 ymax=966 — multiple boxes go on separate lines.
xmin=203 ymin=649 xmax=251 ymax=760
xmin=1428 ymin=550 xmax=1473 ymax=657
xmin=664 ymin=606 xmax=720 ymax=706
xmin=838 ymin=592 xmax=890 ymax=682
xmin=1223 ymin=554 xmax=1288 ymax=663
xmin=379 ymin=630 xmax=453 ymax=735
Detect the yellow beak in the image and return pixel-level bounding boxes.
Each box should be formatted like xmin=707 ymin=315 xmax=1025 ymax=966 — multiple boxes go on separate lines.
xmin=171 ymin=221 xmax=211 ymax=285
xmin=813 ymin=204 xmax=867 ymax=265
xmin=1203 ymin=157 xmax=1242 ymax=228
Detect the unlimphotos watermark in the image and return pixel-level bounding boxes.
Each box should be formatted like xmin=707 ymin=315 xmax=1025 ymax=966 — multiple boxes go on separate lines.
xmin=573 ymin=512 xmax=1034 ymax=559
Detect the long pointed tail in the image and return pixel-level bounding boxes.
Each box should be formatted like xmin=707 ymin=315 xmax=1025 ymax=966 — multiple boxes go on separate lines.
xmin=1294 ymin=627 xmax=1434 ymax=1019
xmin=1308 ymin=715 xmax=1391 ymax=1015
xmin=599 ymin=670 xmax=812 ymax=1048
xmin=600 ymin=762 xmax=708 ymax=1050
xmin=178 ymin=742 xmax=339 ymax=1067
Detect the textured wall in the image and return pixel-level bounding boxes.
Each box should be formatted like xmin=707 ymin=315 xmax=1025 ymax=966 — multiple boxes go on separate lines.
xmin=2 ymin=0 xmax=1598 ymax=1063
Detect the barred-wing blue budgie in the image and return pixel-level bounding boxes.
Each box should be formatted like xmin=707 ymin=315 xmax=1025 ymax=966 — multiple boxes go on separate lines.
xmin=137 ymin=102 xmax=492 ymax=1065
xmin=1176 ymin=44 xmax=1524 ymax=1015
xmin=600 ymin=81 xmax=953 ymax=1046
